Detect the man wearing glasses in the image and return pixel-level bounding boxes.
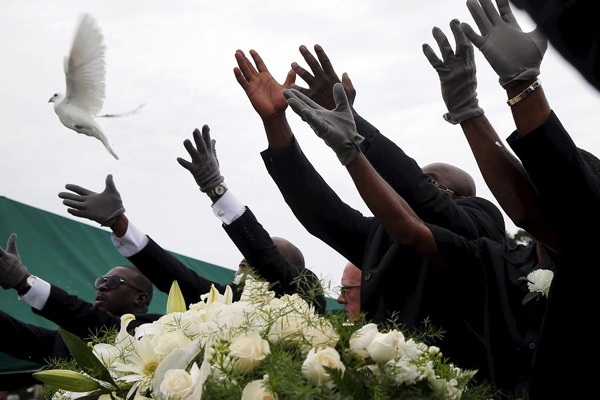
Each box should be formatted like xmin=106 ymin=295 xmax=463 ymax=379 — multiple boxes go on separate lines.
xmin=1 ymin=234 xmax=158 ymax=364
xmin=336 ymin=262 xmax=361 ymax=320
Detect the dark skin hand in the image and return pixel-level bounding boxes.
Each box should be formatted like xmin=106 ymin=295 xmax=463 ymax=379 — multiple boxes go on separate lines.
xmin=234 ymin=49 xmax=296 ymax=149
xmin=292 ymin=44 xmax=358 ymax=117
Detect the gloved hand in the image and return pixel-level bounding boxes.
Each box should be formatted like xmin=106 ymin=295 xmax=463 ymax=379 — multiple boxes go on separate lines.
xmin=423 ymin=20 xmax=485 ymax=124
xmin=0 ymin=234 xmax=28 ymax=290
xmin=58 ymin=174 xmax=125 ymax=226
xmin=284 ymin=83 xmax=363 ymax=166
xmin=461 ymin=0 xmax=548 ymax=88
xmin=177 ymin=125 xmax=224 ymax=193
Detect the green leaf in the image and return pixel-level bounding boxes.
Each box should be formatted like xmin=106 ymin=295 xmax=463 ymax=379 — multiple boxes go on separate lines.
xmin=325 ymin=366 xmax=365 ymax=399
xmin=167 ymin=280 xmax=187 ymax=313
xmin=33 ymin=370 xmax=101 ymax=392
xmin=522 ymin=291 xmax=539 ymax=305
xmin=73 ymin=390 xmax=106 ymax=400
xmin=58 ymin=328 xmax=116 ymax=386
xmin=518 ymin=277 xmax=530 ymax=282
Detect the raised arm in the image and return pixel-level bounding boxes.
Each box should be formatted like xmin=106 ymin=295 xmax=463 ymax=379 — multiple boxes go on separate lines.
xmin=284 ymin=84 xmax=443 ymax=265
xmin=58 ymin=176 xmax=229 ymax=305
xmin=234 ymin=49 xmax=373 ymax=267
xmin=422 ymin=18 xmax=552 ymax=244
xmin=290 ymin=44 xmax=504 ymax=241
xmin=176 ymin=124 xmax=326 ymax=311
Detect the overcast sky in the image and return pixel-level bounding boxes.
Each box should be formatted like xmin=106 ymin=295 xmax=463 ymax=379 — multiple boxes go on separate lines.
xmin=2 ymin=0 xmax=600 ymax=291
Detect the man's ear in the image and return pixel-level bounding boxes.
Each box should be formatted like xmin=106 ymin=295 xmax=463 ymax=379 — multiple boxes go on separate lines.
xmin=135 ymin=292 xmax=150 ymax=307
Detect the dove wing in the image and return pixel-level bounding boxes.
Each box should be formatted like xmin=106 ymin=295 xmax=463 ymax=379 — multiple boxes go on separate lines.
xmin=64 ymin=14 xmax=106 ymax=116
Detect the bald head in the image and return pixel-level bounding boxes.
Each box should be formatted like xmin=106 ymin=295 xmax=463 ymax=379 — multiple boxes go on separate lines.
xmin=337 ymin=262 xmax=361 ymax=320
xmin=423 ymin=163 xmax=476 ymax=198
xmin=272 ymin=237 xmax=305 ymax=269
xmin=95 ymin=266 xmax=153 ymax=315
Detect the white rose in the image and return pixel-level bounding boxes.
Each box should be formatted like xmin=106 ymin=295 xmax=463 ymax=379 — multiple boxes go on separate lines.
xmin=301 ymin=347 xmax=345 ymax=386
xmin=268 ymin=311 xmax=306 ymax=347
xmin=428 ymin=346 xmax=440 ymax=355
xmin=153 ymin=330 xmax=192 ymax=356
xmin=229 ymin=331 xmax=271 ymax=373
xmin=241 ymin=276 xmax=275 ymax=304
xmin=349 ymin=323 xmax=379 ymax=359
xmin=367 ymin=330 xmax=405 ymax=363
xmin=241 ymin=379 xmax=276 ymax=400
xmin=304 ymin=320 xmax=339 ymax=348
xmin=160 ymin=369 xmax=193 ymax=399
xmin=526 ymin=269 xmax=554 ymax=297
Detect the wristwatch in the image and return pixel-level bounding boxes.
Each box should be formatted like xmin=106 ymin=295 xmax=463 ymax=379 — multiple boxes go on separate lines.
xmin=207 ymin=182 xmax=228 ymax=198
xmin=17 ymin=275 xmax=37 ymax=297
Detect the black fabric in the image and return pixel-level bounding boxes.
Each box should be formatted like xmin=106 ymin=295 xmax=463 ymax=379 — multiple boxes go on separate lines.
xmin=511 ymin=0 xmax=600 ymax=91
xmin=428 ymin=225 xmax=551 ymax=395
xmin=261 ymin=122 xmax=505 ymax=332
xmin=0 ymin=310 xmax=67 ymax=365
xmin=32 ymin=285 xmax=161 ymax=339
xmin=223 ymin=207 xmax=326 ymax=313
xmin=3 ymin=285 xmax=160 ymax=365
xmin=129 ymin=211 xmax=326 ymax=313
xmin=507 ymin=111 xmax=600 ymax=398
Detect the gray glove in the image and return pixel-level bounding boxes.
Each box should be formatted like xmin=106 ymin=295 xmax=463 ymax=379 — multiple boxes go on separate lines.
xmin=461 ymin=0 xmax=548 ymax=88
xmin=284 ymin=83 xmax=364 ymax=166
xmin=423 ymin=20 xmax=485 ymax=124
xmin=58 ymin=174 xmax=125 ymax=226
xmin=0 ymin=234 xmax=28 ymax=290
xmin=177 ymin=125 xmax=224 ymax=193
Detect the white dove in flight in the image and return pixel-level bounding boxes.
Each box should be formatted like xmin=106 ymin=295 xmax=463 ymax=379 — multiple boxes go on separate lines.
xmin=49 ymin=14 xmax=143 ymax=160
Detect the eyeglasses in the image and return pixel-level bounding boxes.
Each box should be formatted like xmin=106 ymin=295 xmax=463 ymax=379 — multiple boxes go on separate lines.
xmin=338 ymin=285 xmax=360 ymax=296
xmin=430 ymin=178 xmax=455 ymax=196
xmin=94 ymin=275 xmax=144 ymax=292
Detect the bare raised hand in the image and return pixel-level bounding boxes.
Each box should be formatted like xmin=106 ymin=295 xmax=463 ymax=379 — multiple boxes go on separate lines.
xmin=291 ymin=44 xmax=356 ymax=113
xmin=234 ymin=49 xmax=296 ymax=120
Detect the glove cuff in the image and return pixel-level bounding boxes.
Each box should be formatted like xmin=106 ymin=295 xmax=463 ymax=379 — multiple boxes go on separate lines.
xmin=102 ymin=206 xmax=126 ymax=227
xmin=199 ymin=175 xmax=225 ymax=194
xmin=338 ymin=135 xmax=365 ymax=166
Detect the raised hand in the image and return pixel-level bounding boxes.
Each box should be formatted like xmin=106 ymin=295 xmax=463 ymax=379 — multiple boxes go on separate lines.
xmin=284 ymin=83 xmax=363 ymax=165
xmin=461 ymin=0 xmax=547 ymax=88
xmin=58 ymin=175 xmax=125 ymax=226
xmin=423 ymin=20 xmax=484 ymax=124
xmin=0 ymin=234 xmax=28 ymax=290
xmin=177 ymin=125 xmax=224 ymax=193
xmin=234 ymin=49 xmax=296 ymax=120
xmin=291 ymin=44 xmax=356 ymax=113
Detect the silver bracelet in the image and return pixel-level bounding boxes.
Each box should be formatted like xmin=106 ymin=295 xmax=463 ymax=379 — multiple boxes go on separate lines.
xmin=507 ymin=80 xmax=541 ymax=106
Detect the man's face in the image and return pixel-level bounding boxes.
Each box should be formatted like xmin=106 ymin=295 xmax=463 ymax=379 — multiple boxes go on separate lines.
xmin=337 ymin=263 xmax=361 ymax=320
xmin=94 ymin=267 xmax=142 ymax=316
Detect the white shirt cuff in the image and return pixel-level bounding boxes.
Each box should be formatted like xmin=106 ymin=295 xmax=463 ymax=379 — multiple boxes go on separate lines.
xmin=212 ymin=190 xmax=247 ymax=225
xmin=111 ymin=221 xmax=150 ymax=257
xmin=20 ymin=276 xmax=51 ymax=311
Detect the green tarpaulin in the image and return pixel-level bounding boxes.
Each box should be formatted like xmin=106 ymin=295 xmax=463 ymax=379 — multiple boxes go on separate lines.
xmin=0 ymin=196 xmax=342 ymax=375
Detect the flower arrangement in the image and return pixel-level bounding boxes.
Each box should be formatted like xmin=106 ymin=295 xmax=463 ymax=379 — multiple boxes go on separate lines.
xmin=36 ymin=277 xmax=493 ymax=399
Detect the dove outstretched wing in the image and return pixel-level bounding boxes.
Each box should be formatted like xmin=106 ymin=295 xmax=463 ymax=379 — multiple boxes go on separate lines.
xmin=64 ymin=14 xmax=106 ymax=116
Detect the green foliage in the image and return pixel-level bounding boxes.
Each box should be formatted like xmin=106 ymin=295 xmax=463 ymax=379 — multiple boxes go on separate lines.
xmin=58 ymin=328 xmax=116 ymax=386
xmin=506 ymin=229 xmax=535 ymax=248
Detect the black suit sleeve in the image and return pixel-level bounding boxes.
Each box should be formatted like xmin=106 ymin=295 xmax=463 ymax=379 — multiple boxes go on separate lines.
xmin=507 ymin=111 xmax=600 ymax=250
xmin=32 ymin=285 xmax=161 ymax=339
xmin=223 ymin=207 xmax=326 ymax=313
xmin=128 ymin=238 xmax=235 ymax=306
xmin=356 ymin=116 xmax=505 ymax=241
xmin=0 ymin=310 xmax=62 ymax=365
xmin=261 ymin=137 xmax=373 ymax=268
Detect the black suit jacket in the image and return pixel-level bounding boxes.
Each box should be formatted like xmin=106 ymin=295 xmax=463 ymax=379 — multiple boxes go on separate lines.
xmin=261 ymin=121 xmax=504 ymax=369
xmin=507 ymin=111 xmax=600 ymax=398
xmin=1 ymin=286 xmax=160 ymax=365
xmin=128 ymin=208 xmax=326 ymax=313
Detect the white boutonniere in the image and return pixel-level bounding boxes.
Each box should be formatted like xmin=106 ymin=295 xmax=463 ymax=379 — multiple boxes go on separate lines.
xmin=519 ymin=269 xmax=554 ymax=305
